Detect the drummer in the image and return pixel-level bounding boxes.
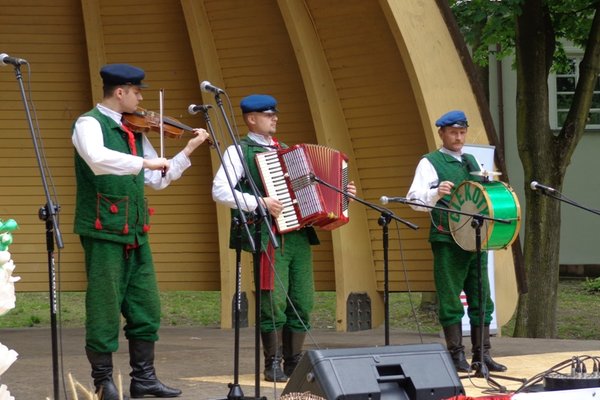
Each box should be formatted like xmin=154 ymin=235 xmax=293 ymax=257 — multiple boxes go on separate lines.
xmin=406 ymin=110 xmax=506 ymax=374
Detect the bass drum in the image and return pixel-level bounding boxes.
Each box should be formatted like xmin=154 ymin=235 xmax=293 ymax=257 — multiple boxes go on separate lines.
xmin=448 ymin=181 xmax=521 ymax=251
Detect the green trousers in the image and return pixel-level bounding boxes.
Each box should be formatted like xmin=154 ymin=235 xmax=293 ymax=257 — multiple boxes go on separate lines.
xmin=260 ymin=230 xmax=314 ymax=333
xmin=81 ymin=236 xmax=160 ymax=353
xmin=432 ymin=241 xmax=494 ymax=327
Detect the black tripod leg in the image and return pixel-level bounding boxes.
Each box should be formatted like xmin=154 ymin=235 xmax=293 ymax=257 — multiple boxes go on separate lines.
xmin=40 ymin=205 xmax=60 ymax=400
xmin=215 ymin=218 xmax=244 ymax=400
xmin=230 ymin=219 xmax=244 ymax=399
xmin=466 ymin=218 xmax=526 ymax=392
xmin=214 ymin=219 xmax=268 ymax=400
xmin=252 ymin=221 xmax=267 ymax=400
xmin=378 ymin=212 xmax=392 ymax=346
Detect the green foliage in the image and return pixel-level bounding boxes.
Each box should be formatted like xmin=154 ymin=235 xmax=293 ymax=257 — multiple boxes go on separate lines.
xmin=448 ymin=0 xmax=598 ymax=71
xmin=549 ymin=0 xmax=599 ymax=48
xmin=449 ymin=0 xmax=521 ymax=66
xmin=582 ymin=276 xmax=600 ymax=293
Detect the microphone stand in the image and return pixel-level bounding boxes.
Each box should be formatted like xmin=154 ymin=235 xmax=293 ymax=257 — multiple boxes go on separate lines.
xmin=534 ymin=187 xmax=600 ymax=216
xmin=199 ymin=96 xmax=275 ymax=400
xmin=7 ymin=63 xmax=64 ymax=399
xmin=393 ymin=196 xmax=525 ymax=391
xmin=309 ymin=174 xmax=418 ymax=345
xmin=196 ymin=104 xmax=249 ymax=400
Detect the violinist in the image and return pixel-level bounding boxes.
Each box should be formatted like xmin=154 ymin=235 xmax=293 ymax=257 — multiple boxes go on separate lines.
xmin=72 ymin=63 xmax=209 ymax=399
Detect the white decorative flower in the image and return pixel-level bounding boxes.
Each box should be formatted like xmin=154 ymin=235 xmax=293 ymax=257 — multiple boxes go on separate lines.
xmin=0 ymin=258 xmax=19 ymax=316
xmin=0 ymin=383 xmax=15 ymax=400
xmin=0 ymin=343 xmax=18 ymax=376
xmin=0 ymin=218 xmax=18 ymax=399
xmin=0 ymin=251 xmax=10 ymax=266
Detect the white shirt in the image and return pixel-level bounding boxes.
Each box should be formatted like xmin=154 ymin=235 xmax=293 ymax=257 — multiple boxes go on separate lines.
xmin=406 ymin=147 xmax=469 ymax=212
xmin=72 ymin=103 xmax=192 ymax=190
xmin=212 ymin=132 xmax=274 ymax=212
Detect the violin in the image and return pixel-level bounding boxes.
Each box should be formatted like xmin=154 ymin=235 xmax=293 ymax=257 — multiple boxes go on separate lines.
xmin=122 ymin=107 xmax=214 ymax=145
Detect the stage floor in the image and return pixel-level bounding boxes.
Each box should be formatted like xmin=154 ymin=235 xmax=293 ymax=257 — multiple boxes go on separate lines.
xmin=2 ymin=326 xmax=599 ymax=399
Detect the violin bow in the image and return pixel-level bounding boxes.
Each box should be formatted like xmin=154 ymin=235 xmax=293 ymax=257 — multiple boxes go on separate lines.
xmin=159 ymin=89 xmax=166 ymax=177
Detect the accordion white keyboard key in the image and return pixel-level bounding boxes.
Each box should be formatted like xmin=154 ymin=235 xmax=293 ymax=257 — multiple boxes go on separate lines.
xmin=255 ymin=151 xmax=300 ymax=232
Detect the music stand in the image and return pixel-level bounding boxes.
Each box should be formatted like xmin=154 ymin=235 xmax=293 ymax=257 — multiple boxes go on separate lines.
xmin=309 ymin=174 xmax=418 ymax=345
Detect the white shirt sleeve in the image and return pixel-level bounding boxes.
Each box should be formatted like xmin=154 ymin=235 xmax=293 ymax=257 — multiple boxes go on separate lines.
xmin=72 ymin=116 xmax=144 ymax=175
xmin=72 ymin=115 xmax=192 ymax=190
xmin=406 ymin=157 xmax=442 ymax=212
xmin=143 ymin=137 xmax=192 ymax=190
xmin=212 ymin=145 xmax=259 ymax=212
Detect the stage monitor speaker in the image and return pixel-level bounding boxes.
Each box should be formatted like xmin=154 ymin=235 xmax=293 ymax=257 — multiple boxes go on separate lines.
xmin=282 ymin=343 xmax=464 ymax=400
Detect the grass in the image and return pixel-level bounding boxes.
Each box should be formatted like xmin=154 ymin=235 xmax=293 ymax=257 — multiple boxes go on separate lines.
xmin=555 ymin=279 xmax=599 ymax=339
xmin=1 ymin=279 xmax=598 ymax=340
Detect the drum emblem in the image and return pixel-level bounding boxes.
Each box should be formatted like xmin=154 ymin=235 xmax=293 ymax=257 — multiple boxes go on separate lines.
xmin=449 ymin=183 xmax=489 ymax=223
xmin=449 ymin=181 xmax=521 ymax=251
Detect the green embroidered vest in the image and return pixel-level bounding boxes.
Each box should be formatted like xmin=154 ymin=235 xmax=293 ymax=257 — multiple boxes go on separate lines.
xmin=229 ymin=136 xmax=319 ymax=252
xmin=423 ymin=150 xmax=481 ymax=243
xmin=73 ymin=108 xmax=150 ymax=245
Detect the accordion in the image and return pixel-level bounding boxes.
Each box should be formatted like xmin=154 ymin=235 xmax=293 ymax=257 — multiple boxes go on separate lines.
xmin=255 ymin=143 xmax=350 ymax=233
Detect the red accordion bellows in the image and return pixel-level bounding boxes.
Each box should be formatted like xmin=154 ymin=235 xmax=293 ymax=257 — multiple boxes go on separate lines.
xmin=256 ymin=143 xmax=350 ymax=233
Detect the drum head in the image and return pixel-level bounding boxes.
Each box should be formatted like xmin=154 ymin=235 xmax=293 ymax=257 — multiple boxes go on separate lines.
xmin=448 ymin=181 xmax=521 ymax=251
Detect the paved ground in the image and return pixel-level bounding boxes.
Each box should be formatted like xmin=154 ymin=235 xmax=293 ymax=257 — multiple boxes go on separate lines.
xmin=1 ymin=326 xmax=599 ymax=399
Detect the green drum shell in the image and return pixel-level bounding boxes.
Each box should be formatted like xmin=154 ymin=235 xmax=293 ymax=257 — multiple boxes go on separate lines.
xmin=448 ymin=181 xmax=521 ymax=251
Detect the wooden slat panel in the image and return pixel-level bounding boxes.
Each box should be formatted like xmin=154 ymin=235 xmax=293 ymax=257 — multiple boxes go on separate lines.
xmin=304 ymin=0 xmax=431 ymax=295
xmin=0 ymin=0 xmax=221 ymax=292
xmin=0 ymin=0 xmax=91 ymax=291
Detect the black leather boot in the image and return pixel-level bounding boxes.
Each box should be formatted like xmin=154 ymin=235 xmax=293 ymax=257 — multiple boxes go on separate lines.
xmin=261 ymin=330 xmax=287 ymax=382
xmin=442 ymin=324 xmax=470 ymax=372
xmin=128 ymin=339 xmax=182 ymax=398
xmin=86 ymin=348 xmax=128 ymax=400
xmin=471 ymin=324 xmax=507 ymax=372
xmin=282 ymin=329 xmax=306 ymax=377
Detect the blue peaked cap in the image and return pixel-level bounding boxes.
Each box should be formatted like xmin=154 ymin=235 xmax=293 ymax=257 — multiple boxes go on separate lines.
xmin=100 ymin=64 xmax=147 ymax=87
xmin=240 ymin=94 xmax=278 ymax=114
xmin=435 ymin=110 xmax=469 ymax=128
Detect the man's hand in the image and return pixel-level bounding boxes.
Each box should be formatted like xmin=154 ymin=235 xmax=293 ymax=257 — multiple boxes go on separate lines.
xmin=437 ymin=180 xmax=454 ymax=196
xmin=262 ymin=197 xmax=283 ymax=218
xmin=143 ymin=157 xmax=169 ymax=171
xmin=183 ymin=128 xmax=211 ymax=157
xmin=346 ymin=180 xmax=357 ymax=201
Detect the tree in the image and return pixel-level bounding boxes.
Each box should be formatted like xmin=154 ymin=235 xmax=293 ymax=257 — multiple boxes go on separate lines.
xmin=449 ymin=0 xmax=600 ymax=338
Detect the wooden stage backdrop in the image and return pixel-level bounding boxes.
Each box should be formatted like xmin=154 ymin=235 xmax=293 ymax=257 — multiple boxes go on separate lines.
xmin=0 ymin=0 xmax=518 ymax=330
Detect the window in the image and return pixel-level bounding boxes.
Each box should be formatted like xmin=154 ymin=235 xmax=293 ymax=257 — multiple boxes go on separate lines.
xmin=550 ymin=55 xmax=600 ymax=130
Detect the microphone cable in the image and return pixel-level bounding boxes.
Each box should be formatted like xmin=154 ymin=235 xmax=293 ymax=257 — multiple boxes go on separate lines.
xmin=392 ymin=218 xmax=425 ymax=342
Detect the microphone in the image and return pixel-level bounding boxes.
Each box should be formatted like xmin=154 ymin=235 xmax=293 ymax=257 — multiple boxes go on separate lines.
xmin=380 ymin=196 xmax=410 ymax=205
xmin=200 ymin=81 xmax=225 ymax=94
xmin=188 ymin=104 xmax=211 ymax=115
xmin=530 ymin=181 xmax=557 ymax=193
xmin=0 ymin=53 xmax=27 ymax=66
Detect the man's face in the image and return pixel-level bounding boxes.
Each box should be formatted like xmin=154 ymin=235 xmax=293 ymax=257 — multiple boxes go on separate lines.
xmin=439 ymin=126 xmax=467 ymax=152
xmin=117 ymin=85 xmax=143 ymax=113
xmin=248 ymin=111 xmax=278 ymax=137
